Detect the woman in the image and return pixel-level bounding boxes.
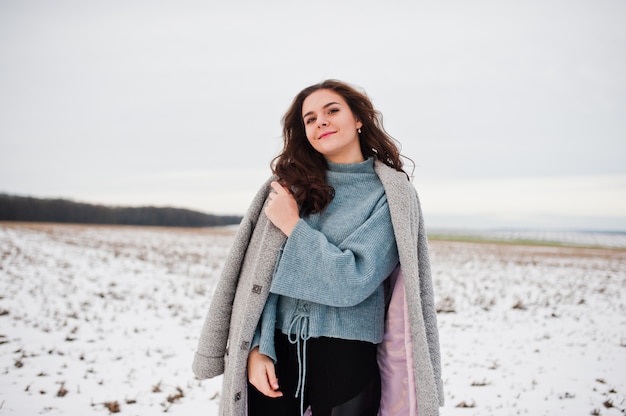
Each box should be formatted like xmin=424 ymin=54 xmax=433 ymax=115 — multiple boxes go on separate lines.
xmin=193 ymin=80 xmax=443 ymax=416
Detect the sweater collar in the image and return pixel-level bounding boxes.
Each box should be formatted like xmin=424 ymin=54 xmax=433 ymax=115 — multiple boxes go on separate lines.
xmin=326 ymin=157 xmax=375 ymax=173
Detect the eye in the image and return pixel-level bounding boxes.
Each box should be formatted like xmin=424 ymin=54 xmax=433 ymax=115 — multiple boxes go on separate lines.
xmin=305 ymin=117 xmax=316 ymax=125
xmin=328 ymin=108 xmax=339 ymax=115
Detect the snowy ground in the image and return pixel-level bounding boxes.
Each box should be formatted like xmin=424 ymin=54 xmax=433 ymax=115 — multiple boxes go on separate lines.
xmin=0 ymin=222 xmax=624 ymax=415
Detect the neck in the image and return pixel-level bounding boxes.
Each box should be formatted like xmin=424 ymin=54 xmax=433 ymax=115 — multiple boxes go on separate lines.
xmin=325 ymin=151 xmax=365 ymax=164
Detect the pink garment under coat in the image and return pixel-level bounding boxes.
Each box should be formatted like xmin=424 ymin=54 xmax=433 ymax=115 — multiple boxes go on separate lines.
xmin=377 ymin=266 xmax=417 ymax=415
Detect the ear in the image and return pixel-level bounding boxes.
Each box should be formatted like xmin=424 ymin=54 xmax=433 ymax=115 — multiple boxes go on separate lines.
xmin=356 ymin=119 xmax=363 ymax=130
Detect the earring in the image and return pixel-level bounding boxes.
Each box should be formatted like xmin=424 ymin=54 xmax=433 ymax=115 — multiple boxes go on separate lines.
xmin=358 ymin=128 xmax=362 ymax=134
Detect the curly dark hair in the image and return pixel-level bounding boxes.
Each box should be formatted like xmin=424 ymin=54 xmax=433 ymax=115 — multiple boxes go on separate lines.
xmin=272 ymin=80 xmax=406 ymax=215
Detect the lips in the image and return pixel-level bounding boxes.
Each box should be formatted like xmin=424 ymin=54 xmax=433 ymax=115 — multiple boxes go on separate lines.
xmin=318 ymin=131 xmax=335 ymax=140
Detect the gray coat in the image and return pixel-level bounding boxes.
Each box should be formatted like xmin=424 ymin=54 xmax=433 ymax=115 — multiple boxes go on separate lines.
xmin=192 ymin=160 xmax=444 ymax=415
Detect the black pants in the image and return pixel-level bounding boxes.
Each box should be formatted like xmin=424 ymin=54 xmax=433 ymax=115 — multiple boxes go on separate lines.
xmin=248 ymin=331 xmax=381 ymax=416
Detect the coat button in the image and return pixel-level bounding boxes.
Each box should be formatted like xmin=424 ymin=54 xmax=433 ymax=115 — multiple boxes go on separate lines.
xmin=234 ymin=391 xmax=241 ymax=401
xmin=252 ymin=284 xmax=262 ymax=294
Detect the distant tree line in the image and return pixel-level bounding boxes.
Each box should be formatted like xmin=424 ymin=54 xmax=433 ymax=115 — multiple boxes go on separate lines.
xmin=0 ymin=193 xmax=242 ymax=227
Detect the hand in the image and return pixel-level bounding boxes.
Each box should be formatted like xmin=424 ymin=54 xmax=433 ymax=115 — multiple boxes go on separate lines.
xmin=265 ymin=181 xmax=299 ymax=237
xmin=247 ymin=347 xmax=283 ymax=398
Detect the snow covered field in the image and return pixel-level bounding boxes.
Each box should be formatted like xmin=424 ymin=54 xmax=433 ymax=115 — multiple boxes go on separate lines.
xmin=1 ymin=222 xmax=624 ymax=415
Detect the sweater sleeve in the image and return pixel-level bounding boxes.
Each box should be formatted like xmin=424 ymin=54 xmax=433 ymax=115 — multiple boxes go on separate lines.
xmin=269 ymin=198 xmax=399 ymax=307
xmin=251 ymin=293 xmax=278 ymax=362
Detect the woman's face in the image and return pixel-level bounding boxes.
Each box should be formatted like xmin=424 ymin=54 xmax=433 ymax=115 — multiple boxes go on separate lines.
xmin=302 ymin=89 xmax=363 ymax=164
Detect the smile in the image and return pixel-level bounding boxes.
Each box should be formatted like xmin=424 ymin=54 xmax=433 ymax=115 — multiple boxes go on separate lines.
xmin=319 ymin=131 xmax=335 ymax=140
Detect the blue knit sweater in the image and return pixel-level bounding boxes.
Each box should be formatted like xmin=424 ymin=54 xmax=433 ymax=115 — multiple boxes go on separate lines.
xmin=252 ymin=157 xmax=400 ymax=362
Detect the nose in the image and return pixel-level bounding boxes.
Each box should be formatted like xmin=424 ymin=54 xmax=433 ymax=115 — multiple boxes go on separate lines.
xmin=317 ymin=114 xmax=329 ymax=127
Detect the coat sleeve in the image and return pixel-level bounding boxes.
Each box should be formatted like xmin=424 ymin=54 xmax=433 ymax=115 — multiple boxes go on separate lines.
xmin=192 ymin=177 xmax=274 ymax=379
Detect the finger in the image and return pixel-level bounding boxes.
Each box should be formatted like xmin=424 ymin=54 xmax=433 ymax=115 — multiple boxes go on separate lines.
xmin=265 ymin=362 xmax=280 ymax=392
xmin=269 ymin=181 xmax=284 ymax=194
xmin=270 ymin=181 xmax=291 ymax=195
xmin=263 ymin=385 xmax=283 ymax=398
xmin=250 ymin=376 xmax=272 ymax=396
xmin=252 ymin=375 xmax=282 ymax=398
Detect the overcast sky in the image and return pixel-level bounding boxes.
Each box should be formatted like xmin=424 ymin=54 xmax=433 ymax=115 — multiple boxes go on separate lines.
xmin=1 ymin=0 xmax=625 ymax=230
